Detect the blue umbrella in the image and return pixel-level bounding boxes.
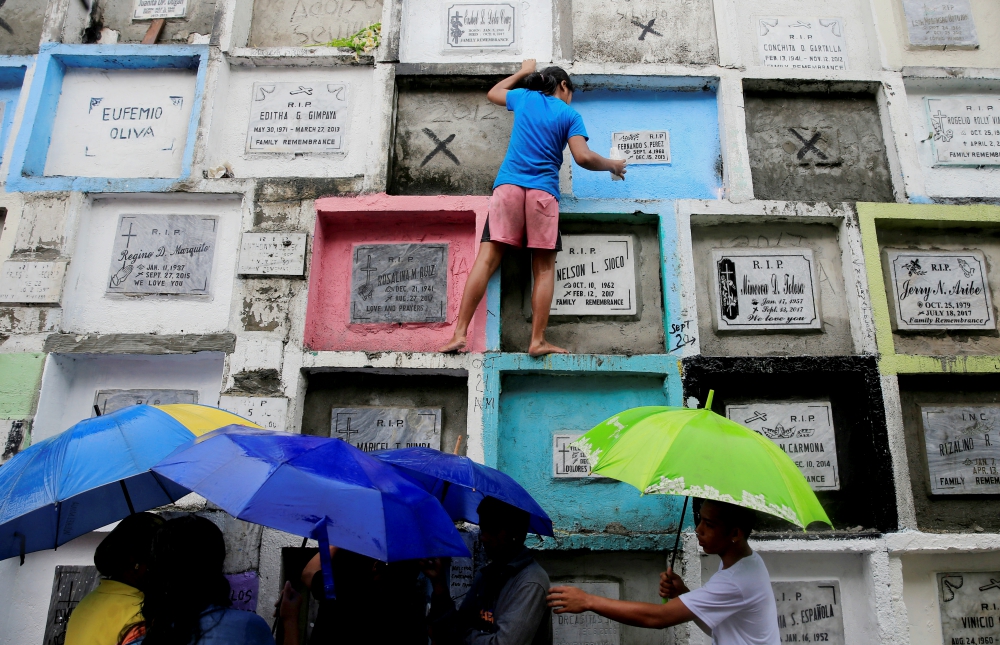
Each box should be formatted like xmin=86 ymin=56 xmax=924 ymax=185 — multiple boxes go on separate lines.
xmin=374 ymin=447 xmax=554 ymax=537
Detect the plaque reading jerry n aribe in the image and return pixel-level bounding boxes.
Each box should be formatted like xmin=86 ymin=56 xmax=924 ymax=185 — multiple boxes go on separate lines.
xmin=551 ymin=235 xmax=637 ymax=316
xmin=331 ymin=407 xmax=442 ymax=452
xmin=246 ymin=82 xmax=349 ymax=154
xmin=773 ymin=581 xmax=845 ymax=645
xmin=922 ymin=405 xmax=1000 ymax=495
xmin=712 ymin=248 xmax=821 ymax=331
xmin=351 ymin=243 xmax=448 ymax=323
xmin=938 ymin=571 xmax=1000 ymax=645
xmin=887 ymin=249 xmax=995 ymax=331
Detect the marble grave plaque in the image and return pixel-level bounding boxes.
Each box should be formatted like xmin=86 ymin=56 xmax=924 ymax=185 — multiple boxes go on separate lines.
xmin=238 ymin=232 xmax=307 ymax=276
xmin=551 ymin=236 xmax=637 ymax=316
xmin=248 ymin=0 xmax=384 ymax=47
xmin=94 ymin=389 xmax=198 ymax=416
xmin=133 ymin=0 xmax=187 ymax=20
xmin=106 ymin=215 xmax=218 ymax=296
xmin=350 ymin=243 xmax=448 ymax=323
xmin=921 ymin=405 xmax=1000 ymax=495
xmin=0 ymin=261 xmax=67 ymax=304
xmin=773 ymin=581 xmax=845 ymax=645
xmin=757 ymin=17 xmax=849 ymax=70
xmin=712 ymin=248 xmax=821 ymax=331
xmin=246 ymin=82 xmax=348 ymax=154
xmin=219 ymin=396 xmax=288 ymax=432
xmin=331 ymin=407 xmax=442 ymax=452
xmin=42 ymin=566 xmax=101 ymax=645
xmin=926 ymin=97 xmax=1000 ymax=166
xmin=887 ymin=249 xmax=995 ymax=330
xmin=553 ymin=433 xmax=603 ymax=478
xmin=903 ymin=0 xmax=978 ymax=48
xmin=938 ymin=571 xmax=1000 ymax=642
xmin=225 ymin=572 xmax=259 ymax=612
xmin=552 ymin=581 xmax=620 ymax=645
xmin=450 ymin=527 xmax=487 ymax=604
xmin=610 ymin=130 xmax=670 ymax=164
xmin=445 ymin=3 xmax=517 ymax=49
xmin=727 ymin=402 xmax=840 ymax=490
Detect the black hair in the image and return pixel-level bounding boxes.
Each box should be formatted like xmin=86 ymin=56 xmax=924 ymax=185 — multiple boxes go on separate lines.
xmin=522 ymin=66 xmax=575 ymax=96
xmin=478 ymin=496 xmax=530 ymax=538
xmin=696 ymin=498 xmax=757 ymax=538
xmin=94 ymin=512 xmax=164 ymax=580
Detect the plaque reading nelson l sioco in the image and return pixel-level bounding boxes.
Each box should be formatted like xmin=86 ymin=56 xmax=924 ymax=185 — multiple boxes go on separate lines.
xmin=926 ymin=97 xmax=1000 ymax=166
xmin=551 ymin=236 xmax=637 ymax=316
xmin=94 ymin=389 xmax=198 ymax=416
xmin=553 ymin=433 xmax=604 ymax=479
xmin=238 ymin=233 xmax=307 ymax=276
xmin=106 ymin=215 xmax=218 ymax=296
xmin=350 ymin=244 xmax=448 ymax=324
xmin=938 ymin=571 xmax=1000 ymax=643
xmin=757 ymin=17 xmax=848 ymax=70
xmin=727 ymin=402 xmax=840 ymax=490
xmin=445 ymin=4 xmax=517 ymax=49
xmin=887 ymin=249 xmax=995 ymax=331
xmin=921 ymin=405 xmax=1000 ymax=495
xmin=903 ymin=0 xmax=978 ymax=48
xmin=331 ymin=407 xmax=442 ymax=453
xmin=712 ymin=248 xmax=821 ymax=331
xmin=246 ymin=82 xmax=349 ymax=154
xmin=552 ymin=581 xmax=620 ymax=645
xmin=773 ymin=581 xmax=845 ymax=645
xmin=0 ymin=261 xmax=67 ymax=304
xmin=610 ymin=131 xmax=670 ymax=165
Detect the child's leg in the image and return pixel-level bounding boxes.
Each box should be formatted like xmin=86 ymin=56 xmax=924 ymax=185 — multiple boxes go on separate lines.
xmin=439 ymin=241 xmax=506 ymax=353
xmin=528 ymin=249 xmax=568 ymax=357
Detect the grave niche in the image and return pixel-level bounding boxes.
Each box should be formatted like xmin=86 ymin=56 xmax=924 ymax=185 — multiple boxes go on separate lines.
xmin=248 ymin=0 xmax=384 ymax=48
xmin=743 ymin=87 xmax=894 ymax=203
xmin=0 ymin=0 xmax=46 ymax=55
xmin=92 ymin=0 xmax=218 ymax=44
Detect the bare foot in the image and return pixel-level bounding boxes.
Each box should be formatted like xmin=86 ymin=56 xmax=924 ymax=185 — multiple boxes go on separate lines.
xmin=528 ymin=340 xmax=569 ymax=357
xmin=439 ymin=336 xmax=468 ymax=353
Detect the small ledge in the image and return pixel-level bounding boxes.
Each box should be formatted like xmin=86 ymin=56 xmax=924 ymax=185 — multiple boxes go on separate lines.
xmin=43 ymin=333 xmax=236 ymax=355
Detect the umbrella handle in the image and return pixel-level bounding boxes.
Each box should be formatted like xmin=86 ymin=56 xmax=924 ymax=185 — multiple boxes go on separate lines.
xmin=14 ymin=532 xmax=24 ymax=566
xmin=663 ymin=497 xmax=688 ymax=604
xmin=312 ymin=519 xmax=336 ymax=600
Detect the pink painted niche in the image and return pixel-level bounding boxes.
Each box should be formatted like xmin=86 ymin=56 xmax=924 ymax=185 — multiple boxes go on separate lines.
xmin=305 ymin=194 xmax=489 ymax=353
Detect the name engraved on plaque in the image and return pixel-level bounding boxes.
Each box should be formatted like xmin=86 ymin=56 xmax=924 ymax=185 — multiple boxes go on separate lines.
xmin=106 ymin=215 xmax=218 ymax=296
xmin=450 ymin=527 xmax=487 ymax=604
xmin=551 ymin=236 xmax=637 ymax=316
xmin=757 ymin=17 xmax=849 ymax=70
xmin=134 ymin=0 xmax=187 ymax=20
xmin=712 ymin=248 xmax=821 ymax=331
xmin=43 ymin=566 xmax=101 ymax=645
xmin=445 ymin=3 xmax=516 ymax=49
xmin=552 ymin=433 xmax=604 ymax=479
xmin=921 ymin=405 xmax=1000 ymax=495
xmin=331 ymin=407 xmax=442 ymax=453
xmin=238 ymin=233 xmax=307 ymax=276
xmin=903 ymin=0 xmax=978 ymax=48
xmin=219 ymin=396 xmax=288 ymax=432
xmin=773 ymin=581 xmax=845 ymax=645
xmin=350 ymin=244 xmax=448 ymax=324
xmin=94 ymin=389 xmax=198 ymax=416
xmin=246 ymin=82 xmax=349 ymax=154
xmin=610 ymin=131 xmax=670 ymax=164
xmin=727 ymin=402 xmax=840 ymax=490
xmin=552 ymin=581 xmax=620 ymax=645
xmin=926 ymin=97 xmax=1000 ymax=166
xmin=938 ymin=571 xmax=1000 ymax=643
xmin=887 ymin=249 xmax=995 ymax=330
xmin=0 ymin=261 xmax=67 ymax=304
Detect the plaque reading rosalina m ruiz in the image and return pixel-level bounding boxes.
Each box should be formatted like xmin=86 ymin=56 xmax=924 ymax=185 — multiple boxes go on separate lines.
xmin=350 ymin=243 xmax=449 ymax=324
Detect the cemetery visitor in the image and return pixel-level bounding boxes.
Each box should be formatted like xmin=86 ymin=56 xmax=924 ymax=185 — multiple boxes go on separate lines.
xmin=64 ymin=512 xmax=164 ymax=645
xmin=547 ymin=499 xmax=780 ymax=645
xmin=425 ymin=496 xmax=552 ymax=645
xmin=439 ymin=59 xmax=627 ymax=357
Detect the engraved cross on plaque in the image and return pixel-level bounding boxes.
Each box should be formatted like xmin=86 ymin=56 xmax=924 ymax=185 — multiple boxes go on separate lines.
xmin=335 ymin=416 xmax=358 ymax=443
xmin=120 ymin=223 xmax=138 ymax=248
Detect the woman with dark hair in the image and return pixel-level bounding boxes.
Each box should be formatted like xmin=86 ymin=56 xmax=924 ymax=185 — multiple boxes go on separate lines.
xmin=439 ymin=59 xmax=626 ymax=357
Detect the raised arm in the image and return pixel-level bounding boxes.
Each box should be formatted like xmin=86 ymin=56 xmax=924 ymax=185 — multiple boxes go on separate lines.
xmin=547 ymin=584 xmax=695 ymax=629
xmin=487 ymin=59 xmax=536 ymax=106
xmin=568 ymin=136 xmax=627 ymax=178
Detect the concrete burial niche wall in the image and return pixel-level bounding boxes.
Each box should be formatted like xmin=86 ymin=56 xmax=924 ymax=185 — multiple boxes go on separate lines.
xmin=500 ymin=214 xmax=665 ymax=354
xmin=0 ymin=62 xmax=28 ymax=166
xmin=0 ymin=0 xmax=45 ymax=55
xmin=683 ymin=356 xmax=897 ymax=532
xmin=92 ymin=0 xmax=218 ymax=44
xmin=743 ymin=84 xmax=895 ymax=203
xmin=304 ymin=194 xmax=488 ymax=352
xmin=873 ymin=0 xmax=1000 ymax=69
xmin=247 ymin=0 xmax=383 ymax=48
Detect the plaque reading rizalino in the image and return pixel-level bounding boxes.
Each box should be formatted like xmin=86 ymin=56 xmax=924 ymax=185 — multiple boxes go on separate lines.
xmin=712 ymin=248 xmax=821 ymax=331
xmin=887 ymin=249 xmax=995 ymax=330
xmin=921 ymin=405 xmax=1000 ymax=495
xmin=350 ymin=244 xmax=448 ymax=323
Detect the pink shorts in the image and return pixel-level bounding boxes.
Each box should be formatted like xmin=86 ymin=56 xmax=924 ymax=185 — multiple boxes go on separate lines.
xmin=481 ymin=184 xmax=561 ymax=250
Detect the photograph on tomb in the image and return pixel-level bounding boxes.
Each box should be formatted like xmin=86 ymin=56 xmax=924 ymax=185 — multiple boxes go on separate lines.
xmin=42 ymin=566 xmax=101 ymax=645
xmin=549 ymin=235 xmax=638 ymax=317
xmin=0 ymin=260 xmax=67 ymax=304
xmin=551 ymin=581 xmax=620 ymax=645
xmin=94 ymin=389 xmax=199 ymax=416
xmin=773 ymin=580 xmax=845 ymax=645
xmin=330 ymin=407 xmax=442 ymax=452
xmin=350 ymin=243 xmax=449 ymax=323
xmin=921 ymin=405 xmax=1000 ymax=495
xmin=886 ymin=249 xmax=995 ymax=331
xmin=727 ymin=401 xmax=840 ymax=490
xmin=711 ymin=248 xmax=822 ymax=331
xmin=245 ymin=82 xmax=349 ymax=155
xmin=105 ymin=214 xmax=219 ymax=296
xmin=238 ymin=232 xmax=307 ymax=276
xmin=134 ymin=0 xmax=188 ymax=20
xmin=609 ymin=131 xmax=670 ymax=165
xmin=902 ymin=0 xmax=978 ymax=48
xmin=925 ymin=97 xmax=1000 ymax=166
xmin=444 ymin=3 xmax=517 ymax=50
xmin=248 ymin=0 xmax=383 ymax=48
xmin=219 ymin=396 xmax=289 ymax=432
xmin=756 ymin=17 xmax=849 ymax=70
xmin=552 ymin=433 xmax=605 ymax=479
xmin=937 ymin=572 xmax=1000 ymax=643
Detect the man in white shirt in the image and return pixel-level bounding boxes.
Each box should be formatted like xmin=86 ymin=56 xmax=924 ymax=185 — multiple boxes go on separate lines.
xmin=546 ymin=499 xmax=780 ymax=645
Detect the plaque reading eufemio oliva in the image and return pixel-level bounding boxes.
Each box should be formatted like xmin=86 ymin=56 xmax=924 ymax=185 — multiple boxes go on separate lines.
xmin=712 ymin=248 xmax=821 ymax=331
xmin=921 ymin=405 xmax=1000 ymax=495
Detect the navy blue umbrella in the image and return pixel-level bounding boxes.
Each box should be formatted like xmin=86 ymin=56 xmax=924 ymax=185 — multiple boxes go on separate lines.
xmin=374 ymin=447 xmax=554 ymax=537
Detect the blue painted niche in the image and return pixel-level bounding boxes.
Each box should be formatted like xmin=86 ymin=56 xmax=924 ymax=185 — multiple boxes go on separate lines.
xmin=0 ymin=58 xmax=30 ymax=166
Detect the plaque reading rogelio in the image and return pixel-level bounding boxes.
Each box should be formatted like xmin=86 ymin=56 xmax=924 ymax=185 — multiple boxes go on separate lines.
xmin=106 ymin=215 xmax=218 ymax=296
xmin=887 ymin=249 xmax=995 ymax=330
xmin=712 ymin=248 xmax=821 ymax=331
xmin=773 ymin=581 xmax=845 ymax=645
xmin=921 ymin=405 xmax=1000 ymax=495
xmin=926 ymin=97 xmax=1000 ymax=166
xmin=331 ymin=407 xmax=442 ymax=453
xmin=938 ymin=572 xmax=1000 ymax=645
xmin=350 ymin=244 xmax=448 ymax=323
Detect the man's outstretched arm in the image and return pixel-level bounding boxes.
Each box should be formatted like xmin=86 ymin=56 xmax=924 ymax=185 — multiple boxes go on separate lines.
xmin=547 ymin=585 xmax=696 ymax=629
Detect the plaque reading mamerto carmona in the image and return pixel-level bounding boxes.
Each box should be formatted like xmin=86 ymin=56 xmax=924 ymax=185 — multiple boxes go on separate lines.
xmin=552 ymin=581 xmax=620 ymax=645
xmin=445 ymin=3 xmax=516 ymax=49
xmin=886 ymin=249 xmax=995 ymax=330
xmin=106 ymin=215 xmax=218 ymax=295
xmin=551 ymin=236 xmax=637 ymax=316
xmin=246 ymin=82 xmax=348 ymax=154
xmin=921 ymin=405 xmax=1000 ymax=495
xmin=926 ymin=97 xmax=1000 ymax=166
xmin=773 ymin=581 xmax=845 ymax=645
xmin=350 ymin=244 xmax=448 ymax=323
xmin=331 ymin=407 xmax=442 ymax=452
xmin=938 ymin=572 xmax=1000 ymax=643
xmin=902 ymin=0 xmax=978 ymax=48
xmin=756 ymin=17 xmax=849 ymax=70
xmin=712 ymin=248 xmax=821 ymax=331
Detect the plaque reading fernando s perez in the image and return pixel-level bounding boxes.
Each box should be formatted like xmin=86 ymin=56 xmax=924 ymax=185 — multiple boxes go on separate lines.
xmin=551 ymin=235 xmax=637 ymax=316
xmin=351 ymin=244 xmax=448 ymax=324
xmin=106 ymin=215 xmax=218 ymax=295
xmin=712 ymin=248 xmax=821 ymax=331
xmin=246 ymin=82 xmax=348 ymax=154
xmin=938 ymin=571 xmax=1000 ymax=645
xmin=921 ymin=405 xmax=1000 ymax=495
xmin=887 ymin=249 xmax=995 ymax=331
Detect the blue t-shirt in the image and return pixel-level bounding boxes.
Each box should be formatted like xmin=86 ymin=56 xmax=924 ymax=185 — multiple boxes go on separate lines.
xmin=132 ymin=607 xmax=275 ymax=645
xmin=492 ymin=88 xmax=588 ymax=199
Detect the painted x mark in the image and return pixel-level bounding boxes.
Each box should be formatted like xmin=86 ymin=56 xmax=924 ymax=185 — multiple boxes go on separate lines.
xmin=0 ymin=0 xmax=12 ymax=35
xmin=421 ymin=128 xmax=460 ymax=166
xmin=789 ymin=128 xmax=828 ymax=160
xmin=631 ymin=18 xmax=662 ymax=40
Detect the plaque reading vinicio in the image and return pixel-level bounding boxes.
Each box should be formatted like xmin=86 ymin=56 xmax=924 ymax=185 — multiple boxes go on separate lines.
xmin=712 ymin=248 xmax=821 ymax=331
xmin=552 ymin=581 xmax=620 ymax=645
xmin=610 ymin=131 xmax=670 ymax=165
xmin=0 ymin=261 xmax=67 ymax=304
xmin=926 ymin=97 xmax=1000 ymax=166
xmin=937 ymin=571 xmax=1000 ymax=642
xmin=902 ymin=0 xmax=978 ymax=48
xmin=94 ymin=389 xmax=198 ymax=416
xmin=551 ymin=236 xmax=637 ymax=316
xmin=921 ymin=405 xmax=1000 ymax=495
xmin=886 ymin=249 xmax=995 ymax=330
xmin=553 ymin=433 xmax=605 ymax=479
xmin=350 ymin=244 xmax=448 ymax=323
xmin=757 ymin=17 xmax=849 ymax=70
xmin=219 ymin=396 xmax=288 ymax=432
xmin=106 ymin=215 xmax=218 ymax=296
xmin=133 ymin=0 xmax=187 ymax=20
xmin=331 ymin=407 xmax=442 ymax=452
xmin=445 ymin=3 xmax=517 ymax=49
xmin=238 ymin=233 xmax=307 ymax=276
xmin=246 ymin=82 xmax=349 ymax=154
xmin=773 ymin=581 xmax=845 ymax=645
xmin=726 ymin=402 xmax=840 ymax=490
